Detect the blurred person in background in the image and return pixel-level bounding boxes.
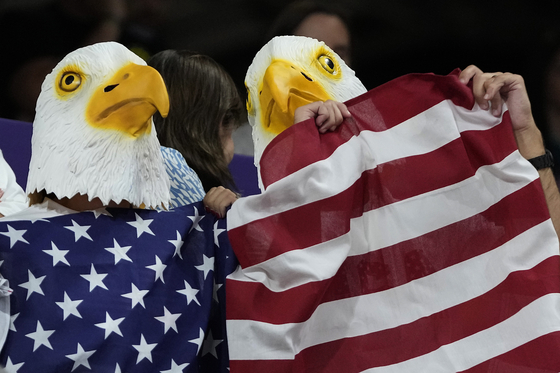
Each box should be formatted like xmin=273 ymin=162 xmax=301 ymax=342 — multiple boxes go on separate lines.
xmin=266 ymin=0 xmax=353 ymax=66
xmin=233 ymin=0 xmax=354 ymax=157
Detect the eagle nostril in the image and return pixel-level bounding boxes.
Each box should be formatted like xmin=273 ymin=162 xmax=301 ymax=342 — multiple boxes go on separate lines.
xmin=104 ymin=84 xmax=118 ymax=92
xmin=301 ymin=72 xmax=313 ymax=82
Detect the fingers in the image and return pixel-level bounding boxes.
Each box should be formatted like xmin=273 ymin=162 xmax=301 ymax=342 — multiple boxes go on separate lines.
xmin=317 ymin=100 xmax=351 ymax=133
xmin=484 ymin=74 xmax=506 ymax=116
xmin=481 ymin=72 xmax=526 ymax=117
xmin=293 ymin=101 xmax=323 ymax=124
xmin=294 ymin=100 xmax=351 ymax=133
xmin=461 ymin=66 xmax=508 ymax=116
xmin=203 ymin=186 xmax=238 ymax=219
xmin=459 ymin=64 xmax=483 ymax=84
xmin=474 ymin=72 xmax=502 ymax=111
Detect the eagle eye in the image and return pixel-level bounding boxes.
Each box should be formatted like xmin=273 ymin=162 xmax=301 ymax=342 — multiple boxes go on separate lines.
xmin=318 ymin=55 xmax=336 ymax=74
xmin=59 ymin=72 xmax=82 ymax=92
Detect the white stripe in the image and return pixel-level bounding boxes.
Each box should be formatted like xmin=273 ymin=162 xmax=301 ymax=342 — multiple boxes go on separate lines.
xmin=227 ymin=220 xmax=559 ymax=360
xmin=228 ymin=101 xmax=504 ymax=230
xmin=362 ymin=293 xmax=560 ymax=373
xmin=227 ymin=151 xmax=538 ymax=291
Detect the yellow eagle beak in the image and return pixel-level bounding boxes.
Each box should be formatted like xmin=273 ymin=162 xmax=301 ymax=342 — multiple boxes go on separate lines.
xmin=85 ymin=63 xmax=169 ymax=138
xmin=259 ymin=59 xmax=332 ymax=135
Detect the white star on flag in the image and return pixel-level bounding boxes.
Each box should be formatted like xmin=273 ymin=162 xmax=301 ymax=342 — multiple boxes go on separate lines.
xmin=161 ymin=359 xmax=189 ymax=373
xmin=213 ymin=280 xmax=223 ymax=303
xmin=80 ymin=264 xmax=108 ymax=291
xmin=187 ymin=206 xmax=204 ymax=232
xmin=64 ymin=220 xmax=93 ymax=242
xmin=177 ymin=279 xmax=200 ymax=306
xmin=169 ymin=231 xmax=184 ymax=259
xmin=0 ymin=201 xmax=236 ymax=371
xmin=202 ymin=330 xmax=223 ymax=359
xmin=146 ymin=255 xmax=166 ymax=283
xmin=25 ymin=320 xmax=54 ymax=351
xmin=155 ymin=306 xmax=181 ymax=333
xmin=19 ymin=269 xmax=45 ymax=300
xmin=28 ymin=217 xmax=50 ymax=224
xmin=213 ymin=220 xmax=225 ymax=247
xmin=91 ymin=208 xmax=111 ymax=219
xmin=105 ymin=238 xmax=133 ymax=264
xmin=188 ymin=328 xmax=204 ymax=354
xmin=121 ymin=283 xmax=148 ymax=309
xmin=195 ymin=254 xmax=214 ymax=280
xmin=95 ymin=312 xmax=125 ymax=339
xmin=127 ymin=213 xmax=155 ymax=238
xmin=0 ymin=224 xmax=29 ymax=248
xmin=132 ymin=334 xmax=157 ymax=364
xmin=9 ymin=312 xmax=18 ymax=332
xmin=1 ymin=357 xmax=24 ymax=372
xmin=55 ymin=292 xmax=83 ymax=320
xmin=65 ymin=343 xmax=96 ymax=371
xmin=44 ymin=241 xmax=70 ymax=266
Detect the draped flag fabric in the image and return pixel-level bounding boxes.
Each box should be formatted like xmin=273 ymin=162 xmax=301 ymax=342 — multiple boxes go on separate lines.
xmin=225 ymin=71 xmax=560 ymax=372
xmin=0 ymin=202 xmax=236 ymax=372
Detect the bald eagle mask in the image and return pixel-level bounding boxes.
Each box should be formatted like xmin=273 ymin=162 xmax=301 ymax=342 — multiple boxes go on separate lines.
xmin=245 ymin=35 xmax=367 ymax=167
xmin=26 ymin=41 xmax=171 ymax=209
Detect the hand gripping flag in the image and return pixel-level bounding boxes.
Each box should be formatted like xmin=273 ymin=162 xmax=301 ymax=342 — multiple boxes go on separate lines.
xmin=0 ymin=202 xmax=237 ymax=372
xmin=225 ymin=70 xmax=560 ymax=372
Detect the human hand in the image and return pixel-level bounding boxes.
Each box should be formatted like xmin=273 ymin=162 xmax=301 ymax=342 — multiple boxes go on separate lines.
xmin=459 ymin=65 xmax=543 ymax=159
xmin=293 ymin=100 xmax=352 ymax=133
xmin=459 ymin=65 xmax=534 ymax=132
xmin=203 ymin=186 xmax=239 ymax=219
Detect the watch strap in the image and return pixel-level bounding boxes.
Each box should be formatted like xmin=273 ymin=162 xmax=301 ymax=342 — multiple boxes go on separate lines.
xmin=527 ymin=149 xmax=554 ymax=170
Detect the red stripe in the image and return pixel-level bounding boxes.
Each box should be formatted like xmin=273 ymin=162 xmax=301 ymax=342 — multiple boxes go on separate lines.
xmin=229 ymin=120 xmax=518 ymax=268
xmin=460 ymin=332 xmax=560 ymax=372
xmin=260 ymin=70 xmax=475 ymax=187
xmin=227 ymin=180 xmax=551 ymax=323
xmin=230 ymin=359 xmax=293 ymax=373
xmin=230 ymin=257 xmax=560 ymax=372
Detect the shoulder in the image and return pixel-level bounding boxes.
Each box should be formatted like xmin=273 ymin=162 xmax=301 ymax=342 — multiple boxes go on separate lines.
xmin=160 ymin=146 xmax=206 ymax=207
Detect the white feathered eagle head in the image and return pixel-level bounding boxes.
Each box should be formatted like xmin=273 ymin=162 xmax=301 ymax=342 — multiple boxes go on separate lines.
xmin=27 ymin=41 xmax=171 ymax=209
xmin=245 ymin=35 xmax=367 ymax=166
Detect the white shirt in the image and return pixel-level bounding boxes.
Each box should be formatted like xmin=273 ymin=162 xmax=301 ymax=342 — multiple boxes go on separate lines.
xmin=0 ymin=149 xmax=28 ymax=217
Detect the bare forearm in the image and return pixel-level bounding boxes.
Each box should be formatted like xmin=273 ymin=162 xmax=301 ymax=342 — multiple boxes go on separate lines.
xmin=514 ymin=122 xmax=560 ymax=237
xmin=538 ymin=167 xmax=560 ymax=235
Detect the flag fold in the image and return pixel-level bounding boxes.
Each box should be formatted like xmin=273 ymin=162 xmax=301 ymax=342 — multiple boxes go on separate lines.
xmin=225 ymin=71 xmax=560 ymax=373
xmin=0 ymin=202 xmax=236 ymax=373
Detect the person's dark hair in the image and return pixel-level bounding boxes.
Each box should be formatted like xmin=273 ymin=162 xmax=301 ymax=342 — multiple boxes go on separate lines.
xmin=266 ymin=0 xmax=351 ymax=41
xmin=148 ymin=50 xmax=243 ymax=192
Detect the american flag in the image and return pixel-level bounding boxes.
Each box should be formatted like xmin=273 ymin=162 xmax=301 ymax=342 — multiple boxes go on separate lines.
xmin=0 ymin=202 xmax=236 ymax=372
xmin=225 ymin=71 xmax=560 ymax=372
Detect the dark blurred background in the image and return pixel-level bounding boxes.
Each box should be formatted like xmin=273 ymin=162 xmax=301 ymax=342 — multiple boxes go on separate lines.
xmin=161 ymin=0 xmax=559 ymax=91
xmin=0 ymin=0 xmax=558 ymax=123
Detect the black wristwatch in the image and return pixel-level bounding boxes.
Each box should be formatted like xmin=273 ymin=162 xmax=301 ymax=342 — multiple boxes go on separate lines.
xmin=527 ymin=149 xmax=555 ymax=170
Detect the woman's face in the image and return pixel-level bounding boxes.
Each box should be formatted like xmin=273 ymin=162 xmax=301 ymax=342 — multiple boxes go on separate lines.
xmin=220 ymin=123 xmax=235 ymax=165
